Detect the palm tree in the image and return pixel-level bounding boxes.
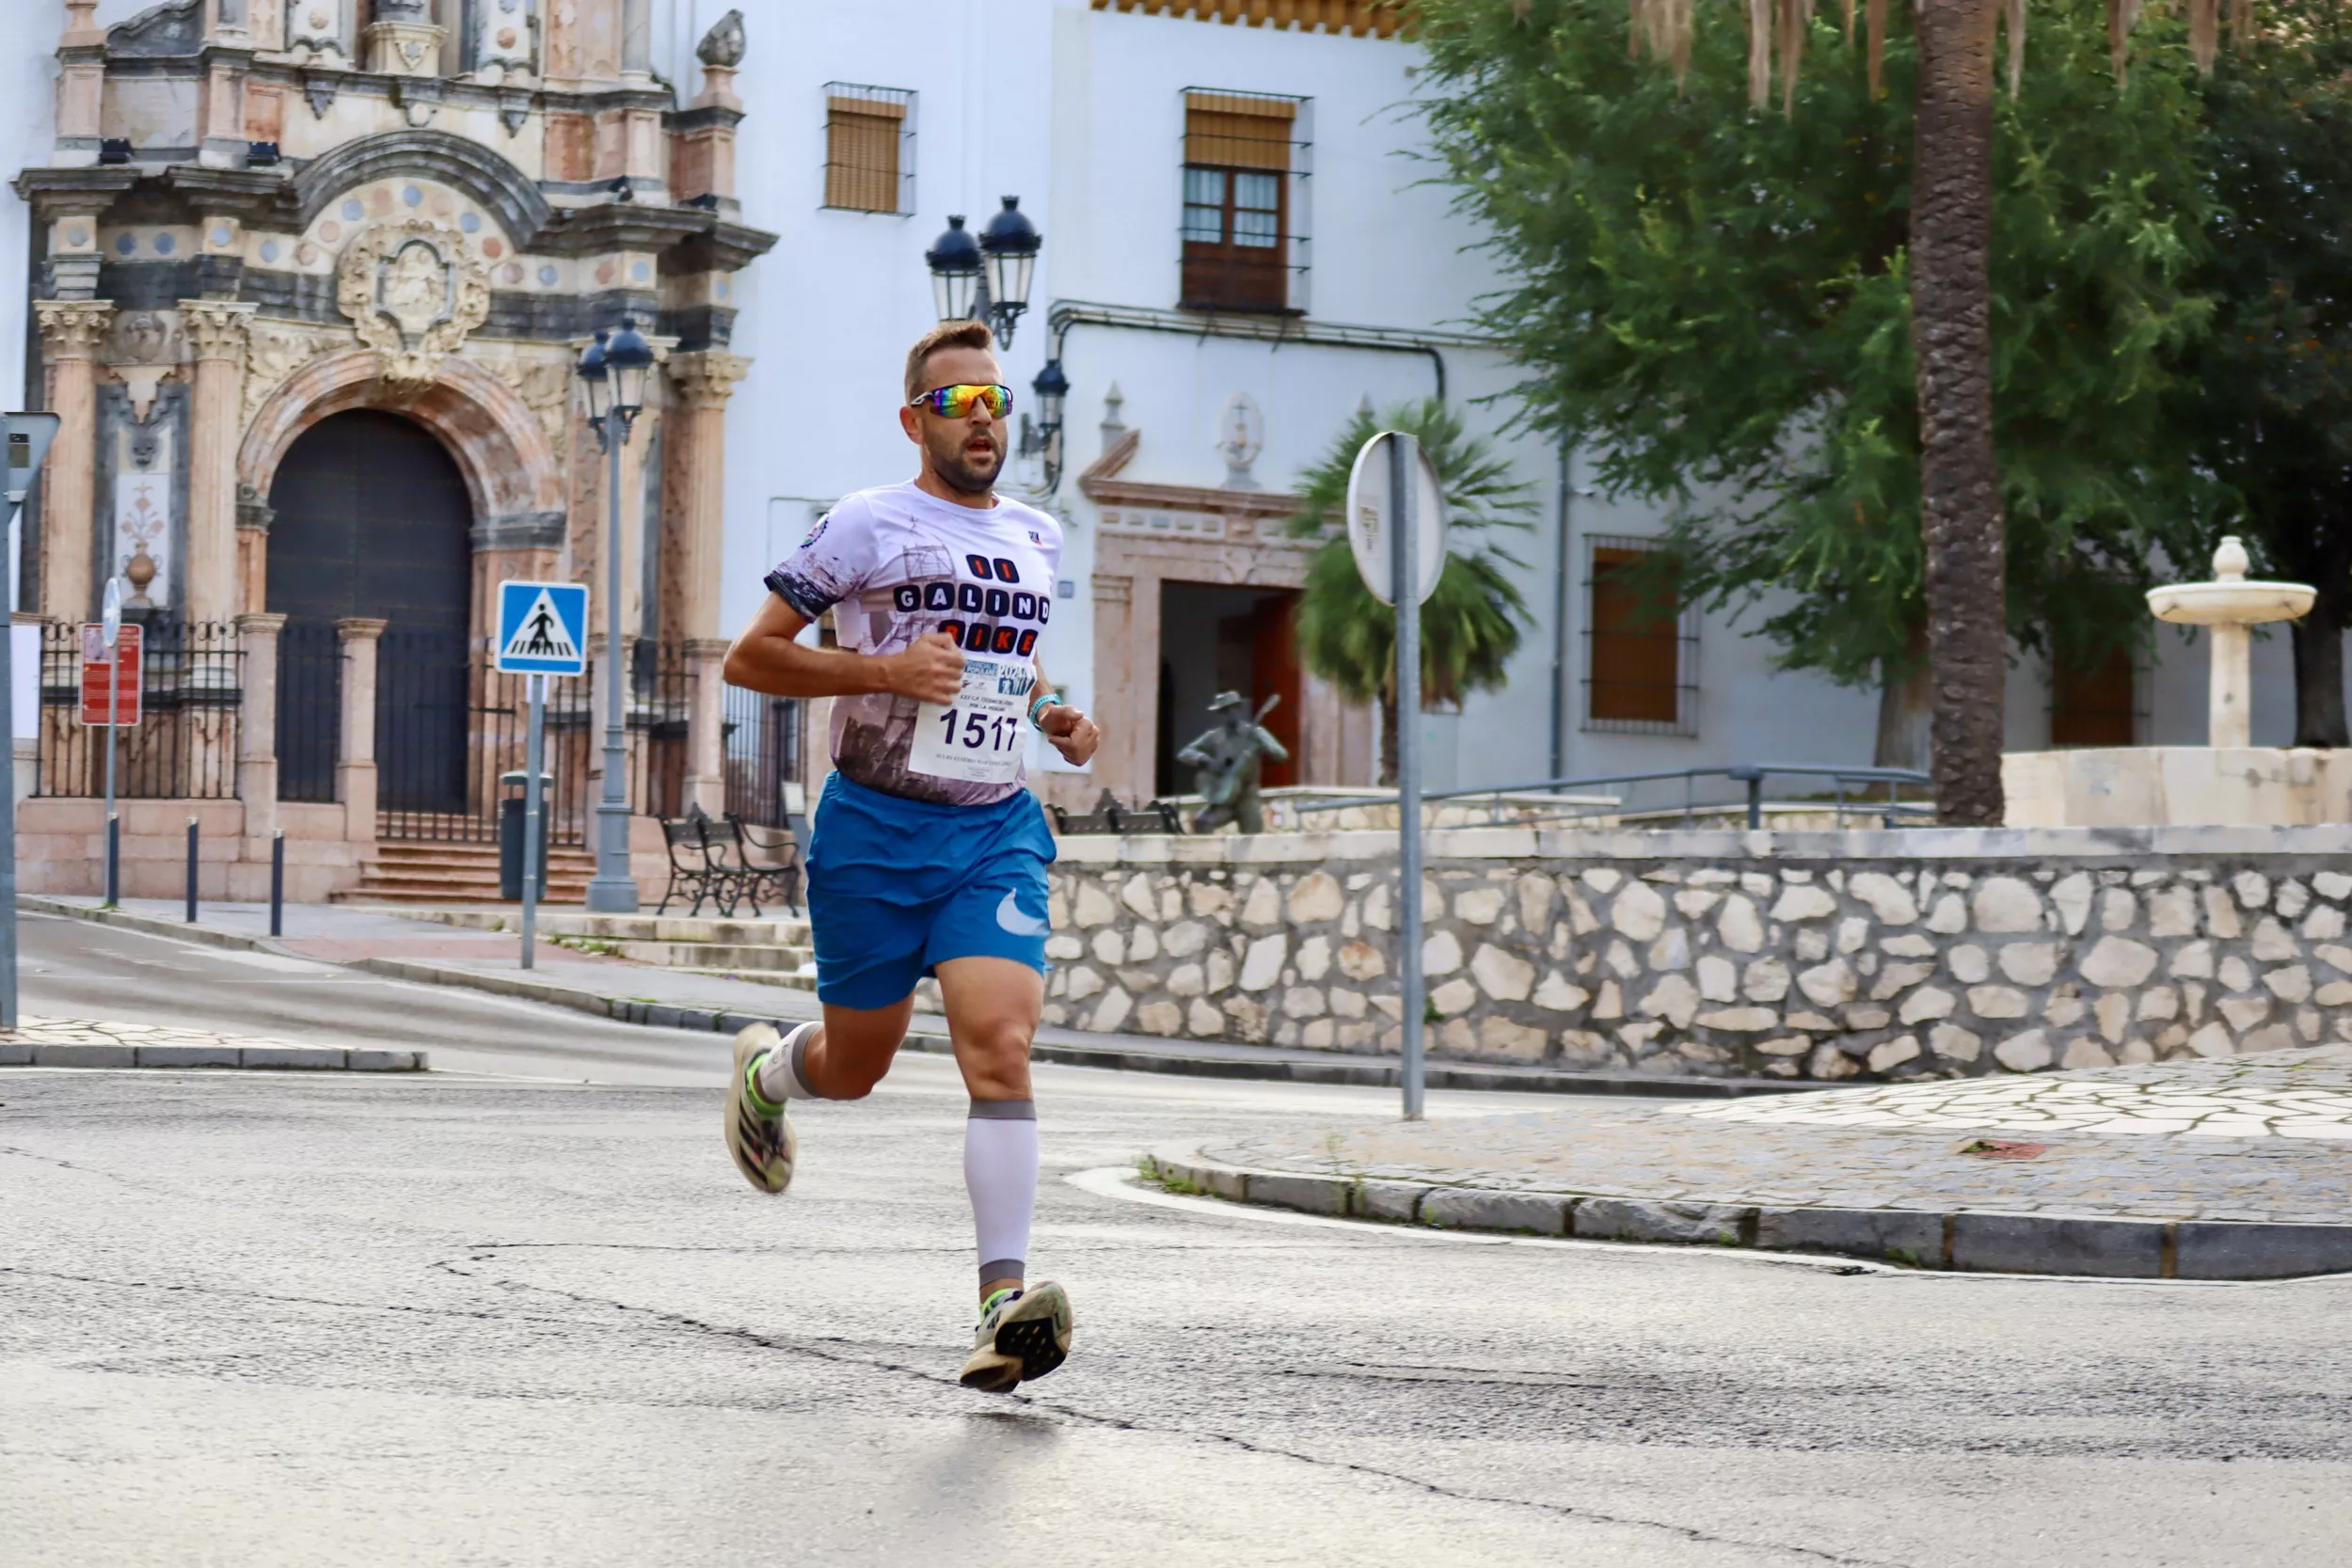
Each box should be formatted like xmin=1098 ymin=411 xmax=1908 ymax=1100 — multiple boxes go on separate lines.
xmin=1287 ymin=399 xmax=1537 ymax=784
xmin=1600 ymin=0 xmax=2241 ymax=823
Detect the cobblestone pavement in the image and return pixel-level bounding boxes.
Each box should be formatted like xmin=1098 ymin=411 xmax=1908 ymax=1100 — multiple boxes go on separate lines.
xmin=1205 ymin=1049 xmax=2352 ymax=1224
xmin=1670 ymin=1045 xmax=2352 ymax=1138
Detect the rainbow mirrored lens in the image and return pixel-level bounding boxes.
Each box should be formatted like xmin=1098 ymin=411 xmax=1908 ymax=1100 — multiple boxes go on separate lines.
xmin=911 ymin=383 xmax=1012 ymax=419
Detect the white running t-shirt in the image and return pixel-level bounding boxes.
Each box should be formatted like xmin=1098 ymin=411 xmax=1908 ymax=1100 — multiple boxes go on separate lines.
xmin=764 ymin=481 xmax=1064 ymax=807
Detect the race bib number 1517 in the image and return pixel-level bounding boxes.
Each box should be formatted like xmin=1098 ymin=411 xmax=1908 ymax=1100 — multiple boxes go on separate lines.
xmin=907 ymin=656 xmax=1032 ymax=784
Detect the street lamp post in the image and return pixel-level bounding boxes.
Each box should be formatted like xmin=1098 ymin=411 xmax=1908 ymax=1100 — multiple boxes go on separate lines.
xmin=576 ymin=319 xmax=653 ymax=913
xmin=930 ymin=198 xmax=1063 ymax=489
xmin=927 ymin=196 xmax=1041 ymax=347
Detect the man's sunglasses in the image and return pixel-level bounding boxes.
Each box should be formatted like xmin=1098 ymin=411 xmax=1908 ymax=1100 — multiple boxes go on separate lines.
xmin=909 ymin=383 xmax=1013 ymax=420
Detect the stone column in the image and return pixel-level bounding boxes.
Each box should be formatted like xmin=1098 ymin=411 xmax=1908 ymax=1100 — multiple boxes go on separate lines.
xmin=181 ymin=301 xmax=255 ymax=630
xmin=1091 ymin=572 xmax=1139 ymax=799
xmin=336 ymin=617 xmax=387 ymax=836
xmin=669 ymin=353 xmax=748 ymax=818
xmin=33 ymin=300 xmax=114 ymax=623
xmin=684 ymin=637 xmax=729 ymax=816
xmin=675 ymin=61 xmax=744 ymax=210
xmin=665 ymin=351 xmax=749 ymax=641
xmin=236 ymin=484 xmax=274 ymax=615
xmin=56 ymin=3 xmax=106 ymax=166
xmin=236 ymin=611 xmax=286 ymax=842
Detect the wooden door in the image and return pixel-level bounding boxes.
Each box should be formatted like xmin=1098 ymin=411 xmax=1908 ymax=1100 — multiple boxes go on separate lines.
xmin=1250 ymin=591 xmax=1301 ymax=788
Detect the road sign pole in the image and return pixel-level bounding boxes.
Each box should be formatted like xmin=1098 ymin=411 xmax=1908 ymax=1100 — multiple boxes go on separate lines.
xmin=521 ymin=673 xmax=545 ymax=970
xmin=0 ymin=612 xmax=13 ymax=1029
xmin=1391 ymin=434 xmax=1427 ymax=1121
xmin=4 ymin=412 xmax=63 ymax=1028
xmin=103 ymin=643 xmax=119 ymax=909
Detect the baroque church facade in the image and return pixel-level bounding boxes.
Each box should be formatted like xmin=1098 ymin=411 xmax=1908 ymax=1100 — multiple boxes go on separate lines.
xmin=12 ymin=0 xmax=773 ymax=898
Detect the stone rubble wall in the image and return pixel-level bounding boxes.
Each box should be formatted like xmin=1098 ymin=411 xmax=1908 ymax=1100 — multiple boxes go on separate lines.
xmin=1041 ymin=826 xmax=2352 ymax=1081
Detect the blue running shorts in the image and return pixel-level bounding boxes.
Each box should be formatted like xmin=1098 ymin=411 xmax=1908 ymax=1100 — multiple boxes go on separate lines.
xmin=803 ymin=771 xmax=1057 ymax=1010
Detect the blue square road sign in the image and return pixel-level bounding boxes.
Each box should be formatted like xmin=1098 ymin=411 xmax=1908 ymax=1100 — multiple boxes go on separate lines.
xmin=495 ymin=580 xmax=590 ymax=675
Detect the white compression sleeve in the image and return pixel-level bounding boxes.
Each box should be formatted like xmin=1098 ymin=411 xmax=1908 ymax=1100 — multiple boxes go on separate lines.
xmin=964 ymin=1101 xmax=1041 ymax=1283
xmin=753 ymin=1022 xmax=820 ymax=1101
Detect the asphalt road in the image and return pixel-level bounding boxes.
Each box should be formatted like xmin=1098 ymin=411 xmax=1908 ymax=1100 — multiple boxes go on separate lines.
xmin=5 ymin=915 xmax=2351 ymax=1567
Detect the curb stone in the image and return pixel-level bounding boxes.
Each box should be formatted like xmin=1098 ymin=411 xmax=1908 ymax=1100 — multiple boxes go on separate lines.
xmin=4 ymin=1042 xmax=428 ymax=1072
xmin=1141 ymin=1148 xmax=2352 ymax=1281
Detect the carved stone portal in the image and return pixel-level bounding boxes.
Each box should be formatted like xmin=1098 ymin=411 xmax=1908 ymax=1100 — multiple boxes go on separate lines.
xmin=335 ymin=218 xmax=489 ymax=389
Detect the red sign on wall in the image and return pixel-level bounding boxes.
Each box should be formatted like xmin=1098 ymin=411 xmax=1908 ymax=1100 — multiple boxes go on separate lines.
xmin=78 ymin=623 xmax=142 ymax=727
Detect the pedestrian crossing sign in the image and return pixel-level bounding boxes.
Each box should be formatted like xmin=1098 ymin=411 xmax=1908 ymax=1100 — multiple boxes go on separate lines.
xmin=495 ymin=579 xmax=590 ymax=675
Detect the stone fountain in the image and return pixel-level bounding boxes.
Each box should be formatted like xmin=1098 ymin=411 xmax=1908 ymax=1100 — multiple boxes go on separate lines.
xmin=2004 ymin=538 xmax=2339 ymax=827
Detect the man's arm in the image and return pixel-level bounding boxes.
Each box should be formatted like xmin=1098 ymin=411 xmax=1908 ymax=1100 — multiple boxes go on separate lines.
xmin=1030 ymin=657 xmax=1102 ymax=768
xmin=723 ymin=592 xmax=962 ymax=705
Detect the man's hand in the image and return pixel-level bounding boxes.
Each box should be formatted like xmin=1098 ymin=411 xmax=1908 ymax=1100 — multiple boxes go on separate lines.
xmin=881 ymin=631 xmax=965 ymax=705
xmin=1040 ymin=703 xmax=1102 ymax=767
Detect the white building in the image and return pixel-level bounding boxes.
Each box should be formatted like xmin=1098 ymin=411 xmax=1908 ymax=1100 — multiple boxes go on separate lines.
xmin=0 ymin=0 xmax=2296 ymax=897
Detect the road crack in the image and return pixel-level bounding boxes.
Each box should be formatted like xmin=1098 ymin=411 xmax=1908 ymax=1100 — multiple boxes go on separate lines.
xmin=443 ymin=1243 xmax=1915 ymax=1568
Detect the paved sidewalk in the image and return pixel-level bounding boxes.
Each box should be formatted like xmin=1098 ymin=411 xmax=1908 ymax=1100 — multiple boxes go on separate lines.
xmin=0 ymin=1014 xmax=425 ymax=1071
xmin=1153 ymin=1044 xmax=2352 ymax=1279
xmin=24 ymin=896 xmax=1807 ymax=1097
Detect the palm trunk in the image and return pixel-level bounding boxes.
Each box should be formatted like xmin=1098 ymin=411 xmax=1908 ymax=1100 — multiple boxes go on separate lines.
xmin=1379 ymin=682 xmax=1400 ymax=788
xmin=1873 ymin=628 xmax=1933 ymax=770
xmin=2287 ymin=520 xmax=2352 ymax=748
xmin=1910 ymin=0 xmax=2009 ymax=825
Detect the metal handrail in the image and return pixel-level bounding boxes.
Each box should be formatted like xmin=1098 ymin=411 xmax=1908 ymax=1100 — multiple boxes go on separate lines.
xmin=1290 ymin=764 xmax=1934 ymax=831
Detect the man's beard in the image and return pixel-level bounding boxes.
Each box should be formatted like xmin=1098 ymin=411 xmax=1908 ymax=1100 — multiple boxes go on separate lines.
xmin=930 ymin=432 xmax=1004 ymax=495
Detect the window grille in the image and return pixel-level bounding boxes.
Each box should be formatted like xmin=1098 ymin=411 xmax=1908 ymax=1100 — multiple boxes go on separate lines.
xmin=1582 ymin=534 xmax=1699 ymax=736
xmin=1179 ymin=88 xmax=1310 ymax=313
xmin=822 ymin=83 xmax=915 ymax=214
xmin=2048 ymin=646 xmax=2141 ymax=746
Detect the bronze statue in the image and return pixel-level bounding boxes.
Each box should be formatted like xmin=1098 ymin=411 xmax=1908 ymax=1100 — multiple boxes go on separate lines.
xmin=1178 ymin=690 xmax=1289 ymax=834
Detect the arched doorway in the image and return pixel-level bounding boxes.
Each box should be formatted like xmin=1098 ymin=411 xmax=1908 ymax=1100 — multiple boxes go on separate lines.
xmin=267 ymin=410 xmax=473 ymax=812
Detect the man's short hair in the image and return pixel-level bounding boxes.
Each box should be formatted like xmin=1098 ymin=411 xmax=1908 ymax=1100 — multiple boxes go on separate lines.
xmin=904 ymin=320 xmax=996 ymax=402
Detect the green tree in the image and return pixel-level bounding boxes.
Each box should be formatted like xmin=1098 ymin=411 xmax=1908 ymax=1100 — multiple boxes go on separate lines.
xmin=2180 ymin=17 xmax=2352 ymax=745
xmin=1286 ymin=399 xmax=1538 ymax=784
xmin=1414 ymin=0 xmax=2213 ymax=779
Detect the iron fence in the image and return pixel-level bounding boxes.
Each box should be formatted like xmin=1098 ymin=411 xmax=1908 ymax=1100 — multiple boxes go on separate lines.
xmin=723 ymin=686 xmax=803 ymax=827
xmin=372 ymin=633 xmax=692 ymax=844
xmin=35 ymin=619 xmax=244 ymax=800
xmin=276 ymin=621 xmax=342 ymax=802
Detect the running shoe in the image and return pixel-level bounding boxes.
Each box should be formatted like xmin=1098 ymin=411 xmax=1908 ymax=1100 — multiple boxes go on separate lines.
xmin=958 ymin=1281 xmax=1073 ymax=1392
xmin=723 ymin=1022 xmax=797 ymax=1195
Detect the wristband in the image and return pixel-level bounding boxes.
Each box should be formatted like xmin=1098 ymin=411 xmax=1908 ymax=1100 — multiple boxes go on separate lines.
xmin=1027 ymin=689 xmax=1061 ymax=726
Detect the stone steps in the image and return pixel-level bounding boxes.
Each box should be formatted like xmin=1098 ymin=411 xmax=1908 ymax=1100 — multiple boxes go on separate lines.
xmin=336 ymin=842 xmax=596 ymax=906
xmin=675 ymin=965 xmax=818 ymax=991
xmin=393 ymin=907 xmax=814 ymax=982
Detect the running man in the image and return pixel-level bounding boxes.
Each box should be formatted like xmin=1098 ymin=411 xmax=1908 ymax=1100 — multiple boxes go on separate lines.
xmin=719 ymin=320 xmax=1101 ymax=1392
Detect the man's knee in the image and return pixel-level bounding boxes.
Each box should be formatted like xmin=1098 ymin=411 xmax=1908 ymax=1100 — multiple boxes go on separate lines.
xmin=957 ymin=1010 xmax=1034 ymax=1089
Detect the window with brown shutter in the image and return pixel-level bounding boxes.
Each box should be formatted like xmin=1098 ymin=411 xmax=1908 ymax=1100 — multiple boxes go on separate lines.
xmin=2050 ymin=647 xmax=2137 ymax=746
xmin=1181 ymin=90 xmax=1305 ymax=313
xmin=1585 ymin=539 xmax=1696 ymax=734
xmin=823 ymin=85 xmax=913 ymax=214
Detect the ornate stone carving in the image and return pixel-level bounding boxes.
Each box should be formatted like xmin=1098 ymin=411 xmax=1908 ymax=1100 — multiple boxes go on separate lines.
xmin=108 ymin=0 xmax=204 ymax=57
xmin=109 ymin=309 xmax=179 ymax=422
xmin=482 ymin=351 xmax=576 ymax=461
xmin=285 ymin=0 xmax=349 ymax=62
xmin=697 ymin=9 xmax=747 ymax=68
xmin=182 ymin=300 xmax=258 ymax=361
xmin=477 ymin=0 xmax=538 ymax=81
xmin=115 ymin=309 xmax=172 ymax=365
xmin=35 ymin=299 xmax=115 ymax=356
xmin=243 ymin=321 xmax=342 ymax=428
xmin=669 ymin=351 xmax=752 ymax=409
xmin=336 ymin=219 xmax=489 ymax=388
xmin=1217 ymin=391 xmax=1265 ymax=491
